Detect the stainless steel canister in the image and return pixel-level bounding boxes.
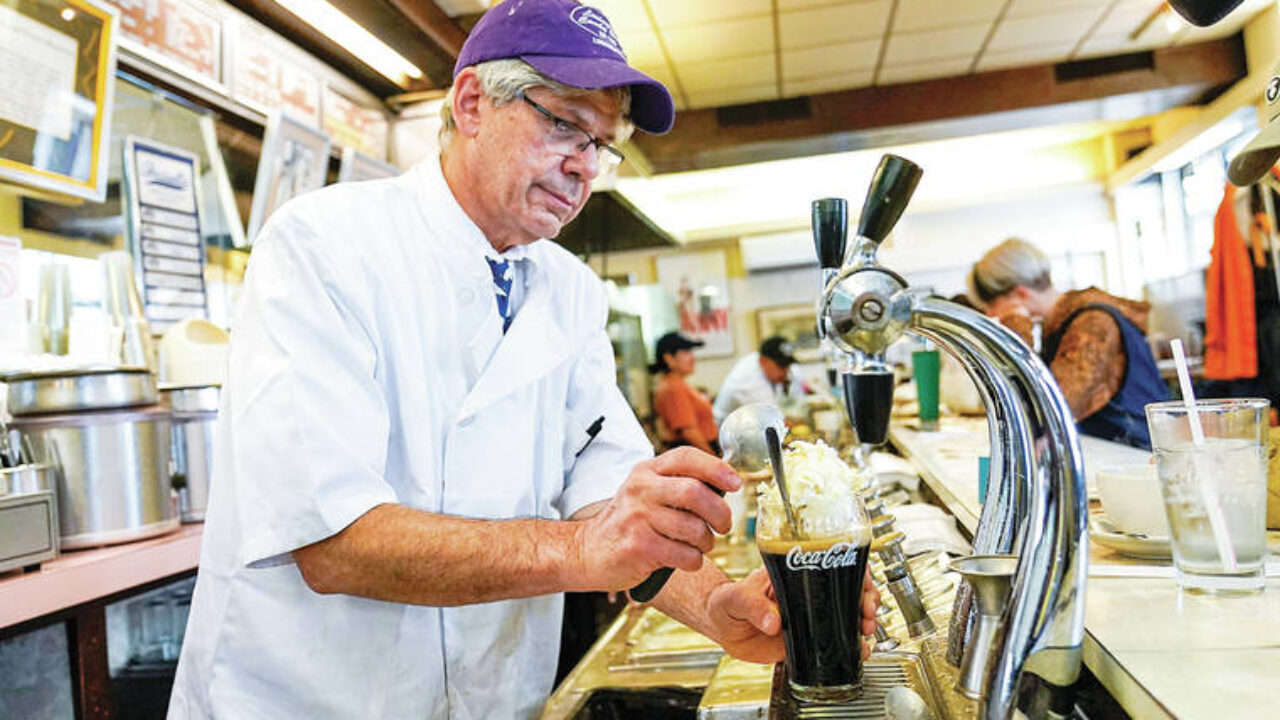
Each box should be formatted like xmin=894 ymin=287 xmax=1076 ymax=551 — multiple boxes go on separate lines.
xmin=12 ymin=405 xmax=179 ymax=548
xmin=5 ymin=367 xmax=156 ymax=416
xmin=160 ymin=385 xmax=219 ymax=523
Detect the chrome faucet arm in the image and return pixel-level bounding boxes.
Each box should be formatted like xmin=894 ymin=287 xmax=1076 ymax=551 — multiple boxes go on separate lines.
xmin=912 ymin=297 xmax=1088 ymax=720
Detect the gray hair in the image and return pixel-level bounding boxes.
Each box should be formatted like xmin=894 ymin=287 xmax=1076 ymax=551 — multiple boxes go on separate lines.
xmin=438 ymin=58 xmax=633 ymax=151
xmin=968 ymin=237 xmax=1053 ymax=305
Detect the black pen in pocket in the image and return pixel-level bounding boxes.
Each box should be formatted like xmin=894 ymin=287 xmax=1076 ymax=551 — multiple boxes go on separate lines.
xmin=575 ymin=416 xmax=606 ymax=457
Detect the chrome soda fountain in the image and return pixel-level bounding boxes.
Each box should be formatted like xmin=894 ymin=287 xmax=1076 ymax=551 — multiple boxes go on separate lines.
xmin=812 ymin=155 xmax=1088 ymax=720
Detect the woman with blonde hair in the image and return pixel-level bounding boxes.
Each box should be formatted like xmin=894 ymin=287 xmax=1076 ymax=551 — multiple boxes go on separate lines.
xmin=969 ymin=238 xmax=1169 ymax=449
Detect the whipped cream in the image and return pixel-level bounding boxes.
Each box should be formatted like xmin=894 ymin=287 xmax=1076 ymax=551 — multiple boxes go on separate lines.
xmin=757 ymin=440 xmax=871 ymax=542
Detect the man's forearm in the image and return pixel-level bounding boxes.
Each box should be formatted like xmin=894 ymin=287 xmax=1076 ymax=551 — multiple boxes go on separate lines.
xmin=294 ymin=503 xmax=591 ymax=606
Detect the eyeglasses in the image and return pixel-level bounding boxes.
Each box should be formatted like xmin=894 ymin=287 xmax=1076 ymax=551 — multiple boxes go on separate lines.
xmin=518 ymin=91 xmax=626 ymax=172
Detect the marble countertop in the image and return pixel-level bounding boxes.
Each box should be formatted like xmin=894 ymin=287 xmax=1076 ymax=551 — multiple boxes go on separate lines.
xmin=890 ymin=416 xmax=1280 ymax=720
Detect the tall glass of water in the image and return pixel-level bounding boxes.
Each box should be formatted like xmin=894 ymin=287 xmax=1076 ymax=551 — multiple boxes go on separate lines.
xmin=1145 ymin=398 xmax=1269 ymax=595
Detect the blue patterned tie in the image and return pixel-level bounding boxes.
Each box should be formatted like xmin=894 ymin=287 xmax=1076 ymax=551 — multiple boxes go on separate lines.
xmin=486 ymin=257 xmax=514 ymax=333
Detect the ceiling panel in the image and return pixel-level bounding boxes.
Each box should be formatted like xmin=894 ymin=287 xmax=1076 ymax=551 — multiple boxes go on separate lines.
xmin=778 ymin=3 xmax=890 ymax=48
xmin=977 ymin=43 xmax=1078 ymax=72
xmin=1005 ymin=0 xmax=1115 ymax=19
xmin=435 ymin=0 xmax=490 ymax=18
xmin=782 ymin=39 xmax=882 ymax=80
xmin=661 ymin=16 xmax=774 ymax=64
xmin=685 ymin=84 xmax=779 ymax=110
xmin=777 ymin=0 xmax=885 ymax=11
xmin=878 ymin=57 xmax=974 ymax=85
xmin=583 ymin=0 xmax=652 ymax=31
xmin=894 ymin=0 xmax=1004 ymax=33
xmin=616 ymin=29 xmax=668 ymax=68
xmin=783 ymin=70 xmax=875 ymax=97
xmin=987 ymin=8 xmax=1109 ymax=52
xmin=882 ymin=24 xmax=989 ymax=66
xmin=678 ymin=54 xmax=777 ymax=94
xmin=646 ymin=0 xmax=771 ymax=28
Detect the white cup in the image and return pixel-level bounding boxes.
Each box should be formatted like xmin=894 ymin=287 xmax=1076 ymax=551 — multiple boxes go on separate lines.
xmin=1096 ymin=464 xmax=1170 ymax=537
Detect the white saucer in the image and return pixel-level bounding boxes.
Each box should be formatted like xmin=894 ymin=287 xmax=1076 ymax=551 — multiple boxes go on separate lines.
xmin=1090 ymin=516 xmax=1172 ymax=560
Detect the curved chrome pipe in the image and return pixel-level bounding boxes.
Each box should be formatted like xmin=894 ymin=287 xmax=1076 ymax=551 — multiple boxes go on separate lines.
xmin=912 ymin=299 xmax=1088 ymax=719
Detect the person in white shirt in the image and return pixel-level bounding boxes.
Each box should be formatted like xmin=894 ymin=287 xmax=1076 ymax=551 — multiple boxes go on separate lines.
xmin=713 ymin=336 xmax=807 ymax=424
xmin=164 ymin=3 xmax=891 ymax=719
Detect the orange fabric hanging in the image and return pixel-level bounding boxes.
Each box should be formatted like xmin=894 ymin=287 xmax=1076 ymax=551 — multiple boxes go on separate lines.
xmin=1203 ymin=182 xmax=1258 ymax=380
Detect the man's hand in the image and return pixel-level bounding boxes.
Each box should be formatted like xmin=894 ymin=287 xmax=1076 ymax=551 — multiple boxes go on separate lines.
xmin=702 ymin=566 xmax=883 ymax=664
xmin=704 ymin=569 xmax=784 ymax=664
xmin=570 ymin=448 xmax=740 ymax=592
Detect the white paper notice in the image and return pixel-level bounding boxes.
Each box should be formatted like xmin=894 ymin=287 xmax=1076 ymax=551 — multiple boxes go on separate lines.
xmin=0 ymin=6 xmax=78 ymax=140
xmin=0 ymin=236 xmax=24 ymax=351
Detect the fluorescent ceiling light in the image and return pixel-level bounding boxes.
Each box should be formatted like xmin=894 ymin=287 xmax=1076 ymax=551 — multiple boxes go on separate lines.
xmin=272 ymin=0 xmax=424 ymax=87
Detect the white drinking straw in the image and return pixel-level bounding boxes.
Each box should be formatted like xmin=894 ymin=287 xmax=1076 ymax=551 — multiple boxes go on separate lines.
xmin=1170 ymin=339 xmax=1237 ymax=571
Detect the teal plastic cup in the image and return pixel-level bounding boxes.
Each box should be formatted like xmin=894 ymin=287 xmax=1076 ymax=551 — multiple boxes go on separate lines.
xmin=913 ymin=349 xmax=941 ymax=431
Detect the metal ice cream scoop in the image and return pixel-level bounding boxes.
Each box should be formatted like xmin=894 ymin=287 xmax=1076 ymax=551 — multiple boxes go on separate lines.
xmin=718 ymin=403 xmax=786 ymax=478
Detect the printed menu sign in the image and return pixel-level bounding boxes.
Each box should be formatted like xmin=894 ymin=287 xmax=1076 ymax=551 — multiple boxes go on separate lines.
xmin=123 ymin=136 xmax=208 ymax=329
xmin=232 ymin=22 xmax=321 ymax=127
xmin=106 ymin=0 xmax=221 ymax=85
xmin=323 ymin=86 xmax=388 ymax=159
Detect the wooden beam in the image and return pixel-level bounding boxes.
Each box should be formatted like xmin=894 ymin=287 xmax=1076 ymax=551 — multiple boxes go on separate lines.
xmin=382 ymin=0 xmax=469 ymax=60
xmin=327 ymin=0 xmax=460 ymax=88
xmin=634 ymin=36 xmax=1246 ymax=174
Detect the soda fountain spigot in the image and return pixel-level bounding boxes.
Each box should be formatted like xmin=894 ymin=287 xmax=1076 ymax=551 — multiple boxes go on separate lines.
xmin=816 ymin=155 xmax=922 ymax=447
xmin=812 ymin=153 xmax=1087 ymax=720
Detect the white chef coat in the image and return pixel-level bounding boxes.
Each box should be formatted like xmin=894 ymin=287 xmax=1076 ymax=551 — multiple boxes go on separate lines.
xmin=711 ymin=352 xmax=801 ymax=424
xmin=167 ymin=157 xmax=653 ymax=720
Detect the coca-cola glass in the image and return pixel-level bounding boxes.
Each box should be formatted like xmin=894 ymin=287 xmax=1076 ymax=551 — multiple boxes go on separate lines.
xmin=756 ymin=441 xmax=873 ymax=703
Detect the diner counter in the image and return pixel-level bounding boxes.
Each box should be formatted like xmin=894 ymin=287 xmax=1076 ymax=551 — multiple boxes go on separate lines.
xmin=0 ymin=524 xmax=202 ymax=630
xmin=890 ymin=416 xmax=1280 ymax=720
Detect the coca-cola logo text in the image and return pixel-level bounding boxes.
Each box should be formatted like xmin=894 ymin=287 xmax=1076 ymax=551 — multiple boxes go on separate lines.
xmin=785 ymin=542 xmax=864 ymax=571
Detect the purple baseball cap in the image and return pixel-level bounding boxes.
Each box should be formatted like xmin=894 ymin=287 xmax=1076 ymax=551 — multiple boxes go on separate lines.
xmin=454 ymin=0 xmax=675 ymax=134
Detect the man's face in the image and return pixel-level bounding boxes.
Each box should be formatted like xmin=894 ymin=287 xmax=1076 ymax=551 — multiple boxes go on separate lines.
xmin=471 ymin=86 xmax=624 ymax=247
xmin=759 ymin=357 xmax=789 ymax=384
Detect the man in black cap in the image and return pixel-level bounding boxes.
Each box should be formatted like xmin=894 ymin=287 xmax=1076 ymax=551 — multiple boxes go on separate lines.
xmin=167 ymin=2 xmax=861 ymax=718
xmin=713 ymin=336 xmax=807 ymax=424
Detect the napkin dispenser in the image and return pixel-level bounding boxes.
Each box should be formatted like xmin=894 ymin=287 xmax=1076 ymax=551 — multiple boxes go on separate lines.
xmin=0 ymin=489 xmax=59 ymax=574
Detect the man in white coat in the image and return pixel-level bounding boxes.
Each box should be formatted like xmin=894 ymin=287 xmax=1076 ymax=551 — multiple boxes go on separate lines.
xmin=168 ymin=1 xmax=878 ymax=718
xmin=713 ymin=336 xmax=807 ymax=424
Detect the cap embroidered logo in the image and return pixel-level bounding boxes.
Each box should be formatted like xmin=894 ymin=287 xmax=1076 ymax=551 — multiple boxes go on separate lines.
xmin=569 ymin=6 xmax=625 ymax=58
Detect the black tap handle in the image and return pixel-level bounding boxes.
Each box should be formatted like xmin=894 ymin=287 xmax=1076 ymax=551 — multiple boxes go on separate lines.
xmin=811 ymin=198 xmax=848 ymax=270
xmin=856 ymin=155 xmax=923 ymax=245
xmin=1168 ymin=0 xmax=1244 ymax=26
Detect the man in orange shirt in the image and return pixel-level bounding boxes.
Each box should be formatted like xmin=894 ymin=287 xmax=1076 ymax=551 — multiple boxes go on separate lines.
xmin=652 ymin=331 xmax=720 ymax=454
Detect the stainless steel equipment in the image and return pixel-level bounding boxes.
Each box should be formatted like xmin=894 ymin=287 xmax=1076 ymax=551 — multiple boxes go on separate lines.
xmin=0 ymin=488 xmax=58 ymax=574
xmin=813 ymin=155 xmax=1088 ymax=720
xmin=13 ymin=405 xmax=179 ymax=548
xmin=161 ymin=384 xmax=218 ymax=523
xmin=5 ymin=367 xmax=157 ymax=416
xmin=950 ymin=555 xmax=1018 ymax=700
xmin=0 ymin=462 xmax=56 ymax=495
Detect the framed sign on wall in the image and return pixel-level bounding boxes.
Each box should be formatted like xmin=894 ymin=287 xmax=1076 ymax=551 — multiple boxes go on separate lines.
xmin=337 ymin=147 xmax=397 ymax=184
xmin=122 ymin=135 xmax=209 ymax=331
xmin=246 ymin=110 xmax=330 ymax=243
xmin=0 ymin=0 xmax=119 ymax=202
